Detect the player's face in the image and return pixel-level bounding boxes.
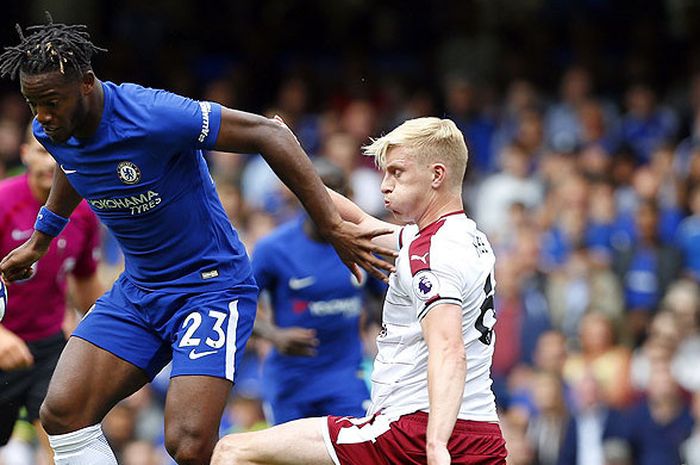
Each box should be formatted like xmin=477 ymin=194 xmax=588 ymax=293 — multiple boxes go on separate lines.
xmin=21 ymin=136 xmax=56 ymax=192
xmin=20 ymin=70 xmax=91 ymax=143
xmin=380 ymin=147 xmax=433 ymax=223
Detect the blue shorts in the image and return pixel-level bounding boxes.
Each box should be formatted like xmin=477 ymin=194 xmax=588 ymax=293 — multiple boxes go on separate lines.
xmin=72 ymin=275 xmax=257 ymax=382
xmin=266 ymin=371 xmax=369 ymax=424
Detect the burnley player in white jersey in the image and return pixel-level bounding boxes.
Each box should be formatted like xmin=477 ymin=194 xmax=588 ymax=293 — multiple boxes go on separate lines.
xmin=212 ymin=117 xmax=507 ymax=465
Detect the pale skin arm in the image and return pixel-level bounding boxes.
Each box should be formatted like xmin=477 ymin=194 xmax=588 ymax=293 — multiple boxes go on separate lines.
xmin=421 ymin=303 xmax=467 ymax=465
xmin=0 ymin=167 xmax=83 ymax=282
xmin=214 ymin=109 xmax=396 ymax=281
xmin=325 ymin=187 xmax=400 ymax=251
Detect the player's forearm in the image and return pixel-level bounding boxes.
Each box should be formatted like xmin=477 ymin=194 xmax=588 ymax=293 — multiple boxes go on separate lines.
xmin=326 ymin=188 xmax=368 ymax=225
xmin=252 ymin=317 xmax=277 ymax=341
xmin=257 ymin=125 xmax=343 ymax=234
xmin=426 ymin=343 xmax=466 ymax=448
xmin=45 ymin=167 xmax=84 ymax=218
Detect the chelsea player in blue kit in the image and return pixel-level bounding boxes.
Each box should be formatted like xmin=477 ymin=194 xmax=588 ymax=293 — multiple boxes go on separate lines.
xmin=0 ymin=16 xmax=395 ymax=465
xmin=253 ymin=159 xmax=386 ymax=424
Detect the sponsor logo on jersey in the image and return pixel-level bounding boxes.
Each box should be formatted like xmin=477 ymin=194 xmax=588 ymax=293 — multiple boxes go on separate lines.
xmin=117 ymin=161 xmax=141 ymax=185
xmin=88 ymin=190 xmax=162 ymax=215
xmin=292 ymin=296 xmax=363 ymax=317
xmin=198 ymin=101 xmax=212 ymax=143
xmin=412 ymin=270 xmax=440 ymax=301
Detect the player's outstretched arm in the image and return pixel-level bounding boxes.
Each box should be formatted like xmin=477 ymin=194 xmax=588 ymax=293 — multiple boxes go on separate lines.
xmin=0 ymin=168 xmax=83 ymax=282
xmin=214 ymin=108 xmax=396 ymax=281
xmin=421 ymin=303 xmax=467 ymax=465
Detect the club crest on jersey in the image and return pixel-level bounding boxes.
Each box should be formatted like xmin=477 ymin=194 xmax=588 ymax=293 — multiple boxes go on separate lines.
xmin=412 ymin=270 xmax=440 ymax=301
xmin=117 ymin=161 xmax=141 ymax=185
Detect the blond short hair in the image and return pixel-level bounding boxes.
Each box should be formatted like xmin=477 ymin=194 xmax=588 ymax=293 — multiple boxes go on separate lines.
xmin=363 ymin=117 xmax=468 ymax=188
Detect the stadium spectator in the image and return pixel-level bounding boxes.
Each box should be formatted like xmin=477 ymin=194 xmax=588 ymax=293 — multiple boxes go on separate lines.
xmin=563 ymin=312 xmax=632 ymax=409
xmin=556 ymin=373 xmax=625 ymax=465
xmin=676 ymin=184 xmax=700 ymax=281
xmin=614 ymin=199 xmax=682 ymax=342
xmin=623 ymin=364 xmax=693 ymax=465
xmin=620 ymin=84 xmax=679 ymax=163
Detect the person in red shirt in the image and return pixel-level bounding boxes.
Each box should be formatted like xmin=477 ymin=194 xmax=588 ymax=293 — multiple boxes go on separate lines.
xmin=0 ymin=126 xmax=103 ymax=462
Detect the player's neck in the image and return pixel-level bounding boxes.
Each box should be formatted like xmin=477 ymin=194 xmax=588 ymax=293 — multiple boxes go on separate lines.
xmin=415 ymin=194 xmax=463 ymax=230
xmin=74 ymin=79 xmax=105 ymax=139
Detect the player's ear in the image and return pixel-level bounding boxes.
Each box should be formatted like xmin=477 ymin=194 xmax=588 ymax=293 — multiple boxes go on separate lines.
xmin=80 ymin=70 xmax=95 ymax=95
xmin=431 ymin=163 xmax=447 ymax=188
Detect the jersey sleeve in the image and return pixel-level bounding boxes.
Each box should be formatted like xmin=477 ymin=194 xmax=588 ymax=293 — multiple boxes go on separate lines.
xmin=411 ymin=261 xmax=466 ymax=322
xmin=71 ymin=207 xmax=102 ymax=278
xmin=146 ymin=89 xmax=222 ymax=151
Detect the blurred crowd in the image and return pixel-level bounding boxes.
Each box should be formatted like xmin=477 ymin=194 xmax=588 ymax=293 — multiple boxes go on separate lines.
xmin=1 ymin=2 xmax=700 ymax=465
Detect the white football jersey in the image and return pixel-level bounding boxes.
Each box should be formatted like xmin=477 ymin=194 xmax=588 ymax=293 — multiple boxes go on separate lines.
xmin=367 ymin=211 xmax=499 ymax=422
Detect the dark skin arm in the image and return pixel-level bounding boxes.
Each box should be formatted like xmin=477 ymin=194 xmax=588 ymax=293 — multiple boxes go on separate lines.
xmin=214 ymin=109 xmax=396 ymax=281
xmin=0 ymin=168 xmax=83 ymax=282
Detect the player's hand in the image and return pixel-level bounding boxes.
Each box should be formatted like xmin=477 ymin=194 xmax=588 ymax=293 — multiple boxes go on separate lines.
xmin=0 ymin=237 xmax=48 ymax=283
xmin=324 ymin=220 xmax=397 ymax=284
xmin=271 ymin=327 xmax=319 ymax=356
xmin=0 ymin=326 xmax=34 ymax=371
xmin=426 ymin=442 xmax=451 ymax=465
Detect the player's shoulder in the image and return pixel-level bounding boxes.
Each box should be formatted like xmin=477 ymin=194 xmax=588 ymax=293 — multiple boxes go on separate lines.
xmin=436 ymin=214 xmax=494 ymax=263
xmin=406 ymin=212 xmax=493 ymax=276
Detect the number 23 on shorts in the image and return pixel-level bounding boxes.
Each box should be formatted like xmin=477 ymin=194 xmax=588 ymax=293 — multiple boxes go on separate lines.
xmin=178 ymin=300 xmax=237 ymax=359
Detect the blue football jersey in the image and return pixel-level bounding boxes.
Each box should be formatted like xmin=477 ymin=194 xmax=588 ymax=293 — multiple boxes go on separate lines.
xmin=252 ymin=216 xmax=385 ymax=399
xmin=34 ymin=81 xmax=252 ymax=291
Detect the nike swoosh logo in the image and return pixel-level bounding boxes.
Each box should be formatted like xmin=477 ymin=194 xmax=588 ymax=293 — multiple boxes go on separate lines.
xmin=189 ymin=349 xmax=218 ymax=360
xmin=11 ymin=229 xmax=33 ymax=241
xmin=289 ymin=276 xmax=315 ymax=290
xmin=60 ymin=165 xmax=77 ymax=175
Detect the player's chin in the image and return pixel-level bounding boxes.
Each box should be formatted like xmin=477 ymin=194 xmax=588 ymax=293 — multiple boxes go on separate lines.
xmin=45 ymin=129 xmax=69 ymax=143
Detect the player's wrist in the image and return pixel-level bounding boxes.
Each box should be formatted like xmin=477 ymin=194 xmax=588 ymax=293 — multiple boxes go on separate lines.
xmin=34 ymin=206 xmax=69 ymax=238
xmin=426 ymin=437 xmax=448 ymax=450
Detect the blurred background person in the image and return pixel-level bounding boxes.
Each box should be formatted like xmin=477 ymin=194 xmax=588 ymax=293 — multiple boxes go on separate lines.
xmin=0 ymin=127 xmax=104 ymax=464
xmin=250 ymin=159 xmax=385 ymax=424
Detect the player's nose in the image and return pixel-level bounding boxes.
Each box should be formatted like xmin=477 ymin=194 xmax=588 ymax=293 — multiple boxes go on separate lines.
xmin=36 ymin=109 xmax=53 ymax=125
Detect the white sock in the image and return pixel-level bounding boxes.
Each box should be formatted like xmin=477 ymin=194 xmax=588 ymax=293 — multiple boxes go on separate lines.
xmin=48 ymin=424 xmax=117 ymax=465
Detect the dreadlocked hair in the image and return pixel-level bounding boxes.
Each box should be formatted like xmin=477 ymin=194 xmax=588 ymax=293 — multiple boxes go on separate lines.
xmin=0 ymin=11 xmax=106 ymax=80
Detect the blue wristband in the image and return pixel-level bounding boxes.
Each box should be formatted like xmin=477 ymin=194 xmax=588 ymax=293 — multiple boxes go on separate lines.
xmin=34 ymin=206 xmax=70 ymax=237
